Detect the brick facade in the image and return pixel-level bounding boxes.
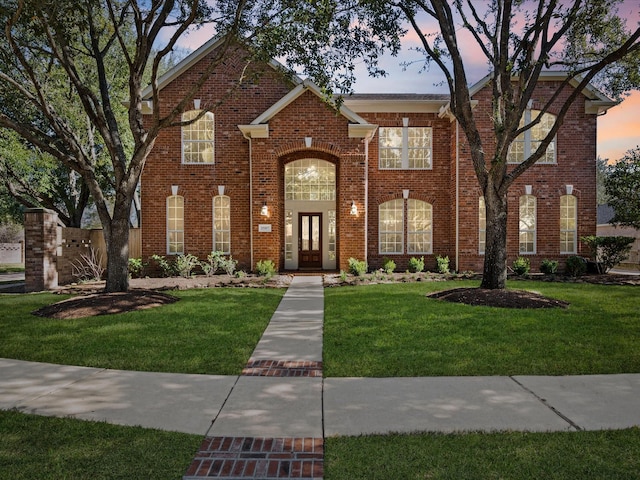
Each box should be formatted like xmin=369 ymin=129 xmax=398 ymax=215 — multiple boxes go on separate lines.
xmin=141 ymin=43 xmax=606 ymax=274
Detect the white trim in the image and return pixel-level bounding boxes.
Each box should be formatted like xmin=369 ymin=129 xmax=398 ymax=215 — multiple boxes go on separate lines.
xmin=344 ymin=98 xmax=448 ymax=113
xmin=238 ymin=124 xmax=269 ymax=138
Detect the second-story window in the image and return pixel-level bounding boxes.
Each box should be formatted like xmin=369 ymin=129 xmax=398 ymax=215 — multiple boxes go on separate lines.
xmin=508 ymin=109 xmax=556 ymax=164
xmin=379 ymin=118 xmax=432 ymax=170
xmin=182 ymin=110 xmax=214 ymax=164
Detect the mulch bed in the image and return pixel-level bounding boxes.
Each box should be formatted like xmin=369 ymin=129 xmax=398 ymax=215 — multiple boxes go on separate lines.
xmin=427 ymin=287 xmax=570 ymax=309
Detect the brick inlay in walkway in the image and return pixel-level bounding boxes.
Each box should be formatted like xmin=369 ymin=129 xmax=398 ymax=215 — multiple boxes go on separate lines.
xmin=183 ymin=436 xmax=323 ymax=479
xmin=242 ymin=360 xmax=323 ymax=377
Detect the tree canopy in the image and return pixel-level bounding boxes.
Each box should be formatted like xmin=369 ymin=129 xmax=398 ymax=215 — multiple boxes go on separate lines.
xmin=605 ymin=146 xmax=640 ymax=229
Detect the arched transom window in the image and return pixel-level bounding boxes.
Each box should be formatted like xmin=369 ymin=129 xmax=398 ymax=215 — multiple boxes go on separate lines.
xmin=285 ymin=159 xmax=336 ymax=201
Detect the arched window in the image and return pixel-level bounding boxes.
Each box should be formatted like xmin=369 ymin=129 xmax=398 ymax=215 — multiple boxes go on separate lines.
xmin=182 ymin=110 xmax=214 ymax=164
xmin=167 ymin=195 xmax=184 ymax=254
xmin=519 ymin=195 xmax=536 ymax=254
xmin=479 ymin=197 xmax=486 ymax=254
xmin=379 ymin=199 xmax=404 ymax=254
xmin=508 ymin=110 xmax=556 ymax=164
xmin=560 ymin=195 xmax=577 ymax=254
xmin=213 ymin=195 xmax=230 ymax=254
xmin=284 ymin=159 xmax=335 ymax=200
xmin=407 ymin=199 xmax=432 ymax=254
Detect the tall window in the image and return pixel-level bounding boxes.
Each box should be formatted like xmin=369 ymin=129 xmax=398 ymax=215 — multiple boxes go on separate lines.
xmin=508 ymin=110 xmax=556 ymax=164
xmin=379 ymin=199 xmax=404 ymax=254
xmin=182 ymin=110 xmax=214 ymax=164
xmin=519 ymin=195 xmax=536 ymax=254
xmin=328 ymin=210 xmax=337 ymax=260
xmin=213 ymin=195 xmax=230 ymax=254
xmin=407 ymin=199 xmax=432 ymax=254
xmin=379 ymin=122 xmax=432 ymax=169
xmin=167 ymin=195 xmax=184 ymax=254
xmin=285 ymin=210 xmax=293 ymax=261
xmin=560 ymin=195 xmax=577 ymax=254
xmin=479 ymin=197 xmax=486 ymax=254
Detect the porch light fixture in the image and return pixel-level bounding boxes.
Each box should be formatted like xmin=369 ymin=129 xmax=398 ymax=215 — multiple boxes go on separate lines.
xmin=565 ymin=184 xmax=573 ymax=195
xmin=350 ymin=201 xmax=358 ymax=216
xmin=261 ymin=202 xmax=269 ymax=217
xmin=193 ymin=98 xmax=201 ymax=110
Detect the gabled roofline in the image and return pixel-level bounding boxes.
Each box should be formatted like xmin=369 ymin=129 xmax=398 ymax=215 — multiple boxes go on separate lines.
xmin=468 ymin=71 xmax=617 ymax=113
xmin=250 ymin=79 xmax=371 ymax=126
xmin=140 ymin=35 xmax=302 ymax=100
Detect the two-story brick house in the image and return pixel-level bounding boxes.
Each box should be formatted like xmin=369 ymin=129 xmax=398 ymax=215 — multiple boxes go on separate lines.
xmin=140 ymin=37 xmax=616 ymax=274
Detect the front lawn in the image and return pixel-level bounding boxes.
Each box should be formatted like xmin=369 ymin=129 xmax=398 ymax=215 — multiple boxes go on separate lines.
xmin=324 ymin=280 xmax=640 ymax=377
xmin=0 ymin=288 xmax=284 ymax=375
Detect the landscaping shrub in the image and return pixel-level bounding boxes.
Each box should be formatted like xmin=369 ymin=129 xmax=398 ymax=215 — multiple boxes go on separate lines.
xmin=540 ymin=259 xmax=558 ymax=275
xmin=174 ymin=254 xmax=199 ymax=278
xmin=436 ymin=255 xmax=450 ymax=274
xmin=512 ymin=256 xmax=530 ymax=276
xmin=382 ymin=257 xmax=396 ymax=274
xmin=128 ymin=258 xmax=144 ymax=278
xmin=150 ymin=254 xmax=175 ymax=277
xmin=565 ymin=255 xmax=587 ymax=277
xmin=348 ymin=257 xmax=367 ymax=276
xmin=255 ymin=259 xmax=276 ymax=278
xmin=581 ymin=235 xmax=635 ymax=273
xmin=408 ymin=256 xmax=425 ymax=273
xmin=221 ymin=256 xmax=238 ymax=276
xmin=200 ymin=251 xmax=226 ymax=276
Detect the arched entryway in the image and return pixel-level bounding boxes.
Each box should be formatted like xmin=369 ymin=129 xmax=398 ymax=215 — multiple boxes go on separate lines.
xmin=283 ymin=158 xmax=337 ymax=270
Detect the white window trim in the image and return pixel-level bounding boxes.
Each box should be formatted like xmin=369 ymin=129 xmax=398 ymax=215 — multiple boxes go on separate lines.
xmin=479 ymin=196 xmax=486 ymax=255
xmin=560 ymin=195 xmax=578 ymax=254
xmin=379 ymin=199 xmax=404 ymax=254
xmin=167 ymin=195 xmax=184 ymax=255
xmin=212 ymin=195 xmax=231 ymax=254
xmin=379 ymin=118 xmax=433 ymax=170
xmin=182 ymin=110 xmax=215 ymax=164
xmin=519 ymin=195 xmax=537 ymax=255
xmin=407 ymin=199 xmax=433 ymax=254
xmin=508 ymin=109 xmax=557 ymax=164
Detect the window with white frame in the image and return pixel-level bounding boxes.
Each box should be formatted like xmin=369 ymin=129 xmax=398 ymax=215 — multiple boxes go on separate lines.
xmin=284 ymin=158 xmax=335 ymax=200
xmin=182 ymin=110 xmax=214 ymax=164
xmin=560 ymin=195 xmax=577 ymax=254
xmin=479 ymin=196 xmax=486 ymax=254
xmin=213 ymin=195 xmax=230 ymax=254
xmin=328 ymin=210 xmax=336 ymax=260
xmin=407 ymin=199 xmax=432 ymax=254
xmin=379 ymin=199 xmax=404 ymax=254
xmin=379 ymin=120 xmax=432 ymax=169
xmin=285 ymin=210 xmax=293 ymax=261
xmin=508 ymin=110 xmax=556 ymax=164
xmin=167 ymin=195 xmax=184 ymax=254
xmin=519 ymin=195 xmax=536 ymax=254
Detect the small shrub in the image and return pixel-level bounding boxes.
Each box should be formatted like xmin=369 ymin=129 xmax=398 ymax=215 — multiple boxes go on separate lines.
xmin=71 ymin=247 xmax=105 ymax=282
xmin=512 ymin=256 xmax=531 ymax=276
xmin=382 ymin=257 xmax=396 ymax=274
xmin=566 ymin=255 xmax=587 ymax=277
xmin=201 ymin=251 xmax=226 ymax=276
xmin=540 ymin=259 xmax=558 ymax=275
xmin=235 ymin=270 xmax=246 ymax=279
xmin=255 ymin=259 xmax=276 ymax=278
xmin=436 ymin=255 xmax=450 ymax=274
xmin=221 ymin=256 xmax=238 ymax=276
xmin=408 ymin=256 xmax=425 ymax=273
xmin=128 ymin=258 xmax=144 ymax=278
xmin=339 ymin=270 xmax=348 ymax=282
xmin=150 ymin=254 xmax=175 ymax=277
xmin=174 ymin=253 xmax=199 ymax=278
xmin=348 ymin=257 xmax=367 ymax=277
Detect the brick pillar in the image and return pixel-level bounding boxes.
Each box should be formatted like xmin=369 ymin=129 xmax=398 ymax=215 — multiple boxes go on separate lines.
xmin=24 ymin=208 xmax=59 ymax=292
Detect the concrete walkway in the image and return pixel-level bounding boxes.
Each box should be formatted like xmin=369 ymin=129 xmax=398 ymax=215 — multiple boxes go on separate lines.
xmin=2 ymin=275 xmax=640 ymax=478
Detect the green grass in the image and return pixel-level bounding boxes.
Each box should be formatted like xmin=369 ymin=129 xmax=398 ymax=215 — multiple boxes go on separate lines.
xmin=324 ymin=280 xmax=640 ymax=377
xmin=0 ymin=410 xmax=201 ymax=480
xmin=325 ymin=428 xmax=640 ymax=480
xmin=0 ymin=265 xmax=24 ymax=273
xmin=0 ymin=288 xmax=284 ymax=374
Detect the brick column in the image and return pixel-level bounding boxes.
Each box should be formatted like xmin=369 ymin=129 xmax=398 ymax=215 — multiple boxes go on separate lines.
xmin=24 ymin=208 xmax=59 ymax=292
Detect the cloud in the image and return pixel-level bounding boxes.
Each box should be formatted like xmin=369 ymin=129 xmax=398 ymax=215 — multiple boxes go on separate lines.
xmin=598 ymin=91 xmax=640 ymax=161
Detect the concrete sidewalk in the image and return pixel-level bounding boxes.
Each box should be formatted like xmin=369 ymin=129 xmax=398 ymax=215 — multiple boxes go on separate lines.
xmin=2 ymin=275 xmax=640 ymax=436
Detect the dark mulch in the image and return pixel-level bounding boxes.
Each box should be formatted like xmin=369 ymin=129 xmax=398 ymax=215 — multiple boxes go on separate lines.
xmin=427 ymin=287 xmax=570 ymax=309
xmin=32 ymin=290 xmax=178 ymax=319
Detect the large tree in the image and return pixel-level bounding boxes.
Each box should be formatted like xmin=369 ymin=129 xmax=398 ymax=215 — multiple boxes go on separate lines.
xmin=0 ymin=0 xmax=398 ymax=292
xmin=605 ymin=146 xmax=640 ymax=229
xmin=341 ymin=0 xmax=639 ymax=289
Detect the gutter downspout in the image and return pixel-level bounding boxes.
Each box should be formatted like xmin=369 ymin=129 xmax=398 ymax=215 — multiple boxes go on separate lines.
xmin=364 ymin=136 xmax=369 ymax=265
xmin=242 ymin=132 xmax=254 ymax=269
xmin=455 ymin=121 xmax=460 ymax=273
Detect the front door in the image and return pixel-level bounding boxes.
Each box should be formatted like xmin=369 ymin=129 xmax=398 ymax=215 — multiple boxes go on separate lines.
xmin=298 ymin=213 xmax=322 ymax=269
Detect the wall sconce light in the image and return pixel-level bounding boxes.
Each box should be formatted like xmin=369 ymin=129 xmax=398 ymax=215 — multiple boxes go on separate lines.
xmin=565 ymin=184 xmax=573 ymax=195
xmin=525 ymin=185 xmax=532 ymax=195
xmin=260 ymin=202 xmax=269 ymax=217
xmin=350 ymin=201 xmax=358 ymax=216
xmin=193 ymin=98 xmax=201 ymax=110
xmin=171 ymin=185 xmax=179 ymax=196
xmin=403 ymin=189 xmax=410 ymax=199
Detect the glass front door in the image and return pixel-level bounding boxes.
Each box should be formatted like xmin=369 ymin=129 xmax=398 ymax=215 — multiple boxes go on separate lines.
xmin=298 ymin=213 xmax=322 ymax=268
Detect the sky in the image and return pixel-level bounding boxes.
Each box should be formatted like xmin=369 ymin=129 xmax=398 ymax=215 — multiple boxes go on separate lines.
xmin=173 ymin=1 xmax=639 ymax=163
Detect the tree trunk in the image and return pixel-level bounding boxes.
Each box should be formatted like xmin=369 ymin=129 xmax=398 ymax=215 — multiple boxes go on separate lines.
xmin=481 ymin=183 xmax=509 ymax=289
xmin=104 ymin=196 xmax=132 ymax=292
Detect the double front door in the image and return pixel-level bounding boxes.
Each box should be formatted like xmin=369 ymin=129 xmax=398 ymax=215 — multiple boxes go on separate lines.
xmin=298 ymin=213 xmax=322 ymax=269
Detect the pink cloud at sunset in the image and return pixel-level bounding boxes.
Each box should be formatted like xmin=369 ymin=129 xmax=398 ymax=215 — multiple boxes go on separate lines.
xmin=598 ymin=91 xmax=640 ymax=162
